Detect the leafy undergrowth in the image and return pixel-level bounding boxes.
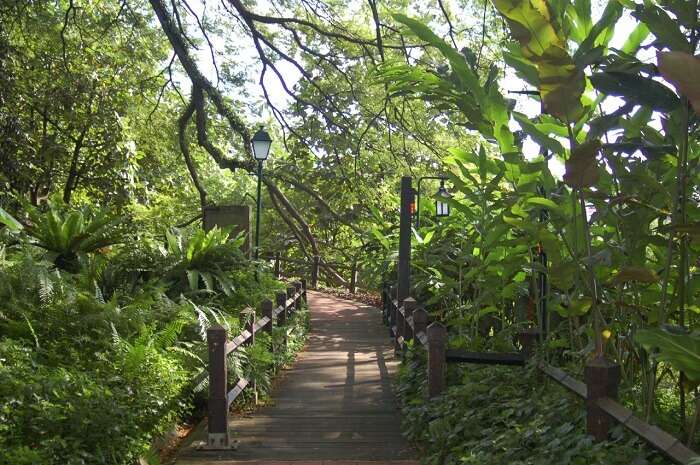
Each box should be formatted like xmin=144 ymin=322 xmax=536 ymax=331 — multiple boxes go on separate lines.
xmin=0 ymin=206 xmax=308 ymax=465
xmin=397 ymin=345 xmax=672 ymax=465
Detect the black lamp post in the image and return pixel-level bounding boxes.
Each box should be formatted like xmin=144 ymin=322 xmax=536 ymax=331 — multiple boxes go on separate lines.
xmin=251 ymin=127 xmax=272 ymax=274
xmin=415 ymin=176 xmax=451 ymax=228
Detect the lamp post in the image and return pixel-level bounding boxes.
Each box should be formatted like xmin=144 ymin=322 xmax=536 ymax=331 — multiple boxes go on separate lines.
xmin=251 ymin=127 xmax=272 ymax=279
xmin=415 ymin=176 xmax=452 ymax=228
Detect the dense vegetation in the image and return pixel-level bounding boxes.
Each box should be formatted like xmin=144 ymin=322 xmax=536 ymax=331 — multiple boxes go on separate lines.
xmin=0 ymin=203 xmax=309 ymax=464
xmin=1 ymin=0 xmax=699 ymax=464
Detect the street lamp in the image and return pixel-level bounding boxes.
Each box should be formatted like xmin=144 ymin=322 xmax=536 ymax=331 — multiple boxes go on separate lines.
xmin=415 ymin=176 xmax=451 ymax=228
xmin=435 ymin=179 xmax=451 ymax=218
xmin=251 ymin=127 xmax=272 ymax=274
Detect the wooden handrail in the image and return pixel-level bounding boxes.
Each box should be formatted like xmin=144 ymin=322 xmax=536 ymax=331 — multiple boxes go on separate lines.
xmin=381 ymin=284 xmax=699 ymax=465
xmin=203 ymin=284 xmax=306 ymax=449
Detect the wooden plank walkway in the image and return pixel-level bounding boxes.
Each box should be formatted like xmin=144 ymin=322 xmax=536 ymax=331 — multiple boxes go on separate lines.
xmin=175 ymin=291 xmax=417 ymax=465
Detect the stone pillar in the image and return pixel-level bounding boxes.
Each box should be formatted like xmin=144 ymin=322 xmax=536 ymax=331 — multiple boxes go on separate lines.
xmin=203 ymin=205 xmax=252 ymax=258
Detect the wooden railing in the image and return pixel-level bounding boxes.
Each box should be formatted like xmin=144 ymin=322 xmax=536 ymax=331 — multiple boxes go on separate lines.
xmin=266 ymin=253 xmax=360 ymax=293
xmin=203 ymin=279 xmax=307 ymax=449
xmin=382 ymin=287 xmax=698 ymax=465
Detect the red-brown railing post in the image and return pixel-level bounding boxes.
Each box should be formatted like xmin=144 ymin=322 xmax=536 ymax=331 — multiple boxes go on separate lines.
xmin=350 ymin=261 xmax=358 ymax=293
xmin=389 ymin=285 xmax=397 ymax=338
xmin=286 ymin=285 xmax=295 ymax=316
xmin=518 ymin=328 xmax=540 ymax=359
xmin=207 ymin=325 xmax=229 ymax=448
xmin=300 ymin=278 xmax=307 ymax=303
xmin=276 ymin=291 xmax=287 ymax=348
xmin=395 ymin=301 xmax=405 ymax=354
xmin=244 ymin=308 xmax=255 ymax=347
xmin=413 ymin=308 xmax=428 ymax=339
xmin=262 ymin=298 xmax=273 ymax=336
xmin=403 ymin=297 xmax=416 ymax=343
xmin=293 ymin=281 xmax=302 ymax=312
xmin=311 ymin=255 xmax=320 ymax=289
xmin=585 ymin=355 xmax=621 ymax=441
xmin=427 ymin=322 xmax=446 ymax=398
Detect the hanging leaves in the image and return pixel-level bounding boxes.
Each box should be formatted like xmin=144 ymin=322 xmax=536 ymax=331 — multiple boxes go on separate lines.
xmin=632 ymin=4 xmax=691 ymax=53
xmin=590 ymin=71 xmax=680 ymax=113
xmin=492 ymin=0 xmax=585 ymax=121
xmin=611 ymin=266 xmax=660 ymax=284
xmin=657 ymin=51 xmax=700 ymax=113
xmin=563 ymin=139 xmax=601 ymax=188
xmin=636 ymin=328 xmax=700 ymax=382
xmin=392 ymin=14 xmax=515 ymax=153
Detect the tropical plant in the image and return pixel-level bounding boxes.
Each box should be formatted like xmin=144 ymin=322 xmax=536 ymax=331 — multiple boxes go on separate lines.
xmin=163 ymin=226 xmax=246 ymax=296
xmin=22 ymin=201 xmax=123 ymax=272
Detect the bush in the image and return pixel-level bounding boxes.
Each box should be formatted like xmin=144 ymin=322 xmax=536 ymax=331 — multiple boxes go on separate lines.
xmin=396 ymin=345 xmax=672 ymax=465
xmin=0 ymin=339 xmax=187 ymax=465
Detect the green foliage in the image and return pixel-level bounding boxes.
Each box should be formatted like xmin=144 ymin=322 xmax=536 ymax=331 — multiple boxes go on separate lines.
xmin=0 ymin=339 xmax=187 ymax=465
xmin=23 ymin=200 xmax=123 ymax=272
xmin=397 ymin=347 xmax=670 ymax=465
xmin=636 ymin=328 xmax=700 ymax=382
xmin=0 ymin=217 xmax=302 ymax=464
xmin=163 ymin=227 xmax=245 ymax=296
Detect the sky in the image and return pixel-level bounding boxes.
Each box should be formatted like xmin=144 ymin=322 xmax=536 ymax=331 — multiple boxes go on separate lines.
xmin=185 ymin=0 xmax=648 ymax=179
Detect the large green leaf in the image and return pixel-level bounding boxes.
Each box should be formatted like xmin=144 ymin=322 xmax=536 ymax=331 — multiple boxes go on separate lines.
xmin=513 ymin=112 xmax=565 ymax=155
xmin=0 ymin=206 xmax=23 ymax=232
xmin=590 ymin=71 xmax=680 ymax=112
xmin=636 ymin=328 xmax=700 ymax=382
xmin=492 ymin=0 xmax=585 ymax=121
xmin=573 ymin=0 xmax=622 ymax=61
xmin=632 ymin=4 xmax=691 ymax=52
xmin=564 ymin=139 xmax=601 ymax=188
xmin=393 ymin=14 xmax=515 ymax=152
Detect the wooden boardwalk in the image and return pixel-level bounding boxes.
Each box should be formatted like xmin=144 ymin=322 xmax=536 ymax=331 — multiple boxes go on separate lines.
xmin=176 ymin=291 xmax=417 ymax=465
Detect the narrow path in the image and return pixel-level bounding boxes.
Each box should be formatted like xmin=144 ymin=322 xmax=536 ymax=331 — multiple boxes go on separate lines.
xmin=176 ymin=291 xmax=417 ymax=465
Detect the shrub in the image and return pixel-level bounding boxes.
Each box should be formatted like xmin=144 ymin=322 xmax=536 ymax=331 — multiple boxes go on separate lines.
xmin=396 ymin=345 xmax=671 ymax=465
xmin=0 ymin=339 xmax=187 ymax=465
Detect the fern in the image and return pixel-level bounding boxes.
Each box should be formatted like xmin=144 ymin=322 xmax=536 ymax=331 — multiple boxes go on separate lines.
xmin=38 ymin=270 xmax=54 ymax=304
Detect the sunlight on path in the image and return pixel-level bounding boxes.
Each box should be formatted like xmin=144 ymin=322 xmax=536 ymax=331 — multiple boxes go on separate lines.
xmin=175 ymin=291 xmax=417 ymax=465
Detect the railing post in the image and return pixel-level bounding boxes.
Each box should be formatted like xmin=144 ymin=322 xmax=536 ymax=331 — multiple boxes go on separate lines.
xmin=262 ymin=298 xmax=273 ymax=336
xmin=389 ymin=285 xmax=397 ymax=339
xmin=207 ymin=325 xmax=229 ymax=448
xmin=395 ymin=302 xmax=405 ymax=354
xmin=412 ymin=308 xmax=428 ymax=340
xmin=403 ymin=297 xmax=416 ymax=343
xmin=585 ymin=355 xmax=621 ymax=441
xmin=427 ymin=322 xmax=446 ymax=398
xmin=349 ymin=261 xmax=358 ymax=293
xmin=300 ymin=278 xmax=307 ymax=303
xmin=276 ymin=291 xmax=287 ymax=348
xmin=286 ymin=285 xmax=295 ymax=316
xmin=244 ymin=308 xmax=255 ymax=347
xmin=397 ymin=176 xmax=413 ymax=305
xmin=293 ymin=281 xmax=302 ymax=312
xmin=311 ymin=255 xmax=320 ymax=289
xmin=274 ymin=252 xmax=281 ymax=279
xmin=381 ymin=283 xmax=387 ymax=324
xmin=518 ymin=328 xmax=540 ymax=359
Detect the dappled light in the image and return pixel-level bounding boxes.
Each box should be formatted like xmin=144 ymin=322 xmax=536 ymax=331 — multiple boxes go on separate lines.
xmin=1 ymin=0 xmax=699 ymax=464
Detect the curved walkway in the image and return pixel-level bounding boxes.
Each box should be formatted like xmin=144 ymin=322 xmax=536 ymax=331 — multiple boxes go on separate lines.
xmin=176 ymin=291 xmax=417 ymax=465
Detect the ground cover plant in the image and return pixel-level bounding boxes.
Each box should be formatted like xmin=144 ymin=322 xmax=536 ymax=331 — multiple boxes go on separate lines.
xmin=397 ymin=345 xmax=672 ymax=465
xmin=0 ymin=201 xmax=307 ymax=465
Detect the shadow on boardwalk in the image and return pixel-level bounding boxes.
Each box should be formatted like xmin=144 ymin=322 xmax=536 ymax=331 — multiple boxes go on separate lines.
xmin=175 ymin=291 xmax=417 ymax=465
